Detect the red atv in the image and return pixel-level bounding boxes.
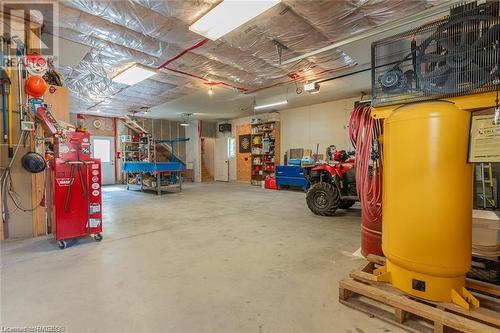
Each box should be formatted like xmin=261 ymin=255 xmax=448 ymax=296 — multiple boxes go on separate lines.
xmin=303 ymin=147 xmax=358 ymax=216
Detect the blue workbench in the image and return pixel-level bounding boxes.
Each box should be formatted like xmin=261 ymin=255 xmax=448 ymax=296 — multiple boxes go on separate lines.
xmin=123 ymin=161 xmax=185 ymax=195
xmin=123 ymin=161 xmax=185 ymax=173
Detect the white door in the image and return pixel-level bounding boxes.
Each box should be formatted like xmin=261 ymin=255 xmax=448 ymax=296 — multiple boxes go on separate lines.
xmin=91 ymin=136 xmax=115 ymax=185
xmin=214 ymin=137 xmax=229 ymax=182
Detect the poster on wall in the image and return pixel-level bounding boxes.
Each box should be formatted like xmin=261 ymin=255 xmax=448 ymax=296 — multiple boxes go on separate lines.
xmin=469 ymin=113 xmax=500 ymax=162
xmin=239 ymin=134 xmax=251 ymax=153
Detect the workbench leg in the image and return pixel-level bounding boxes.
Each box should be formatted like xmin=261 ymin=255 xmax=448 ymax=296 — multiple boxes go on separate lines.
xmin=179 ymin=172 xmax=182 ymax=192
xmin=157 ymin=173 xmax=160 ymax=195
xmin=141 ymin=172 xmax=144 ymax=192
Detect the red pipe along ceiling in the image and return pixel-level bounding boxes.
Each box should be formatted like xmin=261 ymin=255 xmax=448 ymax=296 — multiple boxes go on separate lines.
xmin=156 ymin=39 xmax=350 ymax=94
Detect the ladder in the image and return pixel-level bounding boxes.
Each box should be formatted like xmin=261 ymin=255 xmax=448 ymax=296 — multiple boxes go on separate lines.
xmin=121 ymin=115 xmax=149 ymax=134
xmin=475 ymin=163 xmax=497 ymax=209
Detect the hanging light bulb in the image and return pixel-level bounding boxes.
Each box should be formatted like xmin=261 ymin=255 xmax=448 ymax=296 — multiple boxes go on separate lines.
xmin=208 ymin=86 xmax=213 ymax=95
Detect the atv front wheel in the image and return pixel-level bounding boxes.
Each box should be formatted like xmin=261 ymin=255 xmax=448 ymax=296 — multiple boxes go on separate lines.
xmin=339 ymin=200 xmax=355 ymax=209
xmin=306 ymin=183 xmax=340 ymax=216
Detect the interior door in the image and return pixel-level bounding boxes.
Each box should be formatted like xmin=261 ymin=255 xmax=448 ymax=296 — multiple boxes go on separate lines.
xmin=91 ymin=136 xmax=115 ymax=185
xmin=214 ymin=137 xmax=229 ymax=182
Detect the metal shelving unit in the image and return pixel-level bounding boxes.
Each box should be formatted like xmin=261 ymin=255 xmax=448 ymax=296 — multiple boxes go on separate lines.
xmin=250 ymin=121 xmax=280 ymax=186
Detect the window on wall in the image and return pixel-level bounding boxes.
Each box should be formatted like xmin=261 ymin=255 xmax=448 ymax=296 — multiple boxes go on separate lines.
xmin=228 ymin=138 xmax=236 ymax=158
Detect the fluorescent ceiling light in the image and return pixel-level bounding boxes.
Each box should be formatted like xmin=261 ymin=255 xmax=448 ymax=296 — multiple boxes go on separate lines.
xmin=189 ymin=0 xmax=281 ymax=40
xmin=112 ymin=63 xmax=157 ymax=86
xmin=254 ymin=100 xmax=287 ymax=110
xmin=180 ymin=122 xmax=189 ymax=127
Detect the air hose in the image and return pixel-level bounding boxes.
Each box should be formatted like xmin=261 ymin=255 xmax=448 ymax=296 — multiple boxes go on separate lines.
xmin=349 ymin=103 xmax=384 ymax=255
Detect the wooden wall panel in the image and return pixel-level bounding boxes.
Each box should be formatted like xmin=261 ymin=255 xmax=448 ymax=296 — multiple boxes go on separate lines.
xmin=274 ymin=122 xmax=281 ymax=165
xmin=43 ymin=86 xmax=70 ymax=123
xmin=237 ymin=124 xmax=251 ymax=182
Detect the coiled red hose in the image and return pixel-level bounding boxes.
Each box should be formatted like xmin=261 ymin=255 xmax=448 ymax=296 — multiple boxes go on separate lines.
xmin=349 ymin=104 xmax=383 ymax=230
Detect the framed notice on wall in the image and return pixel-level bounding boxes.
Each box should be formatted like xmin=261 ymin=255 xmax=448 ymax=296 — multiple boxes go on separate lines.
xmin=469 ymin=113 xmax=500 ymax=162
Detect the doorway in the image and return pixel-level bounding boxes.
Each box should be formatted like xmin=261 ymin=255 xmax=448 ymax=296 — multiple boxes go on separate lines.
xmin=91 ymin=136 xmax=115 ymax=185
xmin=215 ymin=137 xmax=230 ymax=182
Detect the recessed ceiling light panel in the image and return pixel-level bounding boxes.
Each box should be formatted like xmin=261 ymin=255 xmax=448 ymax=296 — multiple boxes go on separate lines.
xmin=112 ymin=63 xmax=157 ymax=86
xmin=189 ymin=0 xmax=281 ymax=40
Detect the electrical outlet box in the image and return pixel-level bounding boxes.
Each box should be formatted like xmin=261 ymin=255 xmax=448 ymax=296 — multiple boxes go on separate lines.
xmin=21 ymin=121 xmax=35 ymax=131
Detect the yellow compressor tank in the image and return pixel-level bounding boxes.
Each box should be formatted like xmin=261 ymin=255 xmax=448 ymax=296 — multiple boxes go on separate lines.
xmin=376 ymin=100 xmax=478 ymax=308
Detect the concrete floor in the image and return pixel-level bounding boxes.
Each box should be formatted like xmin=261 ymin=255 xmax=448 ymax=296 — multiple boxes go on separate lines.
xmin=1 ymin=182 xmax=403 ymax=333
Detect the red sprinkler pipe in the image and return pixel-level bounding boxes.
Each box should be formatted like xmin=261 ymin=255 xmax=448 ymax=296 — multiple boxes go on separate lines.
xmin=164 ymin=67 xmax=248 ymax=92
xmin=157 ymin=39 xmax=209 ymax=70
xmin=156 ymin=37 xmax=355 ymax=95
xmin=156 ymin=38 xmax=248 ymax=91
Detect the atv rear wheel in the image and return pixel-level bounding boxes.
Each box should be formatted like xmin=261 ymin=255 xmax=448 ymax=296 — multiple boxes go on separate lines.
xmin=306 ymin=182 xmax=340 ymax=216
xmin=339 ymin=200 xmax=355 ymax=209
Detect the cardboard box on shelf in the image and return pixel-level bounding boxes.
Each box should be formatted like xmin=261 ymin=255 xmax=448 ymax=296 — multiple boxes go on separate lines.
xmin=303 ymin=149 xmax=312 ymax=157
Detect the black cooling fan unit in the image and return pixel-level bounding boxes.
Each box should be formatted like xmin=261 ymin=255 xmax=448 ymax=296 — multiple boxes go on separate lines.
xmin=416 ymin=15 xmax=500 ymax=94
xmin=371 ymin=0 xmax=500 ymax=107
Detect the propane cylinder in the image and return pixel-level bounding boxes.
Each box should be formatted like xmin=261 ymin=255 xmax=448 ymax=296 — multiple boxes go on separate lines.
xmin=380 ymin=101 xmax=473 ymax=304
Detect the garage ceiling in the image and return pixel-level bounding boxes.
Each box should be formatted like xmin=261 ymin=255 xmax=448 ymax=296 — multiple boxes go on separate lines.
xmin=47 ymin=0 xmax=448 ymax=119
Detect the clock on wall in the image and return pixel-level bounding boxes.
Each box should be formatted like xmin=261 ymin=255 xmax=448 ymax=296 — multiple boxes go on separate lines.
xmin=93 ymin=119 xmax=102 ymax=129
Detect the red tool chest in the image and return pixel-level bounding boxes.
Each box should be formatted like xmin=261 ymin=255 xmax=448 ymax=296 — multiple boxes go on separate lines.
xmin=51 ymin=131 xmax=103 ymax=248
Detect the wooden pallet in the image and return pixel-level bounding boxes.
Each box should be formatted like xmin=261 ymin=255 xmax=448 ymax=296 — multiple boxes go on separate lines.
xmin=339 ymin=256 xmax=500 ymax=333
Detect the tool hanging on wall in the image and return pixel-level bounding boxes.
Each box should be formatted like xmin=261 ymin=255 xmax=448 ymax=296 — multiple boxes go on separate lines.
xmin=14 ymin=39 xmax=25 ymax=122
xmin=6 ymin=36 xmax=13 ymax=157
xmin=1 ymin=35 xmax=7 ymax=143
xmin=43 ymin=58 xmax=64 ymax=87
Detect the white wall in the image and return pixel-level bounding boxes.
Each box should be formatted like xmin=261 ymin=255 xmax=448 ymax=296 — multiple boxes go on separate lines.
xmin=215 ymin=96 xmax=358 ymax=181
xmin=185 ymin=120 xmax=201 ymax=182
xmin=280 ymin=97 xmax=357 ymax=156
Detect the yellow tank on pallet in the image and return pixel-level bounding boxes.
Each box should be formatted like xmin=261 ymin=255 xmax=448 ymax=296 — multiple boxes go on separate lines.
xmin=370 ymin=95 xmax=500 ymax=309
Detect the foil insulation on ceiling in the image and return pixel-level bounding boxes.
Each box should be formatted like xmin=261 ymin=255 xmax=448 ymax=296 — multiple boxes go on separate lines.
xmin=50 ymin=0 xmax=446 ymax=115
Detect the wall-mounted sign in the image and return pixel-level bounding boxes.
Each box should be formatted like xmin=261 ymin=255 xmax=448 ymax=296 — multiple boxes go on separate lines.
xmin=469 ymin=113 xmax=500 ymax=162
xmin=239 ymin=134 xmax=251 ymax=153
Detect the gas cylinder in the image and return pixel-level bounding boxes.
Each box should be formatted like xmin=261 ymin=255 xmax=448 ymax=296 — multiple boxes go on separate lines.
xmin=378 ymin=101 xmax=476 ymax=306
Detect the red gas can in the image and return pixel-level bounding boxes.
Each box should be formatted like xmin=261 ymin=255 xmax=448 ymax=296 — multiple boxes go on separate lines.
xmin=264 ymin=176 xmax=278 ymax=190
